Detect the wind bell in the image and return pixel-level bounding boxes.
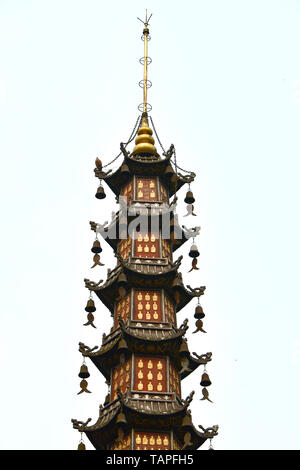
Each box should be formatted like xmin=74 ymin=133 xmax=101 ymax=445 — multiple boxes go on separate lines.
xmin=188 ymin=238 xmax=200 ymax=272
xmin=193 ymin=298 xmax=206 ymax=334
xmin=84 ymin=292 xmax=97 ymax=328
xmin=183 ymin=184 xmax=197 ymax=217
xmin=78 ymin=358 xmax=91 ymax=395
xmin=95 ymin=180 xmax=106 ymax=200
xmin=91 ymin=236 xmax=104 ymax=268
xmin=77 ymin=433 xmax=86 ymax=451
xmin=200 ymin=365 xmax=212 ymax=403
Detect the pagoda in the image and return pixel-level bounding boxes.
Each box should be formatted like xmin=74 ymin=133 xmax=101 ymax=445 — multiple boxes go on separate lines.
xmin=72 ymin=12 xmax=218 ymax=451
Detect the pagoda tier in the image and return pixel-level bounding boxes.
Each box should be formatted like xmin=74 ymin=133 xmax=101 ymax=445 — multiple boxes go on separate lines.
xmin=90 ymin=212 xmax=191 ymax=254
xmin=72 ymin=389 xmax=217 ymax=450
xmin=84 ymin=260 xmax=201 ymax=315
xmin=79 ymin=322 xmax=212 ymax=381
xmin=94 ymin=148 xmax=195 ymax=199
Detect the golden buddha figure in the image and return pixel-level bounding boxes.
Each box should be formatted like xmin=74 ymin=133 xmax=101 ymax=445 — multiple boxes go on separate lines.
xmin=138 ymin=381 xmax=144 ymax=390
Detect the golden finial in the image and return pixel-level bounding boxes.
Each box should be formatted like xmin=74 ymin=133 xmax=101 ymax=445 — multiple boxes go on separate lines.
xmin=133 ymin=10 xmax=157 ymax=156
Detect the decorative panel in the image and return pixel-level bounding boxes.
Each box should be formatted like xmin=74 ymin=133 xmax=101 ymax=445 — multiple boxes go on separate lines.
xmin=133 ymin=356 xmax=167 ymax=393
xmin=133 ymin=290 xmax=162 ymax=322
xmin=136 ymin=177 xmax=158 ymax=201
xmin=134 ymin=431 xmax=171 ymax=450
xmin=111 ymin=359 xmax=131 ymax=401
xmin=121 ymin=180 xmax=133 ymax=202
xmin=118 ymin=238 xmax=132 ymax=261
xmin=115 ymin=293 xmax=131 ymax=328
xmin=109 ymin=434 xmax=131 ymax=450
xmin=134 ymin=232 xmax=160 ymax=258
xmin=162 ymin=238 xmax=172 ymax=262
xmin=160 ymin=182 xmax=169 ymax=203
xmin=169 ymin=361 xmax=181 ymax=397
xmin=164 ymin=293 xmax=176 ymax=326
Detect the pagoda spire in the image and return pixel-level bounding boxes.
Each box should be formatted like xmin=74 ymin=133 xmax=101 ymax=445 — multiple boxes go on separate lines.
xmin=133 ymin=11 xmax=156 ymax=156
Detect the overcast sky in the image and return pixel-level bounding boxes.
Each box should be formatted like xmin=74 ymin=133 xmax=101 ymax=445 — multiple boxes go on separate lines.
xmin=0 ymin=0 xmax=300 ymax=450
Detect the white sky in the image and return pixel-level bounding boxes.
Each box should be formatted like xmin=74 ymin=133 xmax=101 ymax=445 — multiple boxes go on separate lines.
xmin=0 ymin=0 xmax=300 ymax=450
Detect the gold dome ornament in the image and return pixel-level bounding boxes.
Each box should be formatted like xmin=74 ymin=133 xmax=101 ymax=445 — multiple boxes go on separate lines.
xmin=132 ymin=113 xmax=157 ymax=155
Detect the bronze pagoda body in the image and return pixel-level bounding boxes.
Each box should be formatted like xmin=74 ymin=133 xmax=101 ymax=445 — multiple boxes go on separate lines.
xmin=72 ymin=13 xmax=218 ymax=451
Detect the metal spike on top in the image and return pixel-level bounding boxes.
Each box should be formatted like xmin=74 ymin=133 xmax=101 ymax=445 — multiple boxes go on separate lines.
xmin=137 ymin=9 xmax=153 ymax=114
xmin=133 ymin=11 xmax=157 ymax=156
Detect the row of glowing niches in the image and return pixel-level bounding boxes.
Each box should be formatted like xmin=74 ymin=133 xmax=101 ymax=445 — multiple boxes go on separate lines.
xmin=118 ymin=233 xmax=172 ymax=261
xmin=109 ymin=431 xmax=181 ymax=450
xmin=110 ymin=355 xmax=181 ymax=401
xmin=121 ymin=177 xmax=169 ymax=204
xmin=114 ymin=289 xmax=176 ymax=327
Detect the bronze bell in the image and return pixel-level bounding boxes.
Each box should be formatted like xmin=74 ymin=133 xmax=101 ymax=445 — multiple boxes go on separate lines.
xmin=116 ymin=411 xmax=127 ymax=427
xmin=95 ymin=185 xmax=106 ymax=199
xmin=200 ymin=372 xmax=212 ymax=387
xmin=117 ymin=338 xmax=128 ymax=352
xmin=91 ymin=239 xmax=102 ymax=254
xmin=164 ymin=164 xmax=174 ymax=178
xmin=78 ymin=442 xmax=86 ymax=451
xmin=78 ymin=364 xmax=90 ymax=379
xmin=179 ymin=340 xmax=190 ymax=356
xmin=172 ymin=276 xmax=181 ymax=289
xmin=117 ymin=272 xmax=128 ymax=286
xmin=189 ymin=244 xmax=200 ymax=258
xmin=181 ymin=413 xmax=193 ymax=428
xmin=184 ymin=190 xmax=195 ymax=204
xmin=194 ymin=304 xmax=205 ymax=319
xmin=120 ymin=163 xmax=130 ymax=176
xmin=85 ymin=298 xmax=96 ymax=313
